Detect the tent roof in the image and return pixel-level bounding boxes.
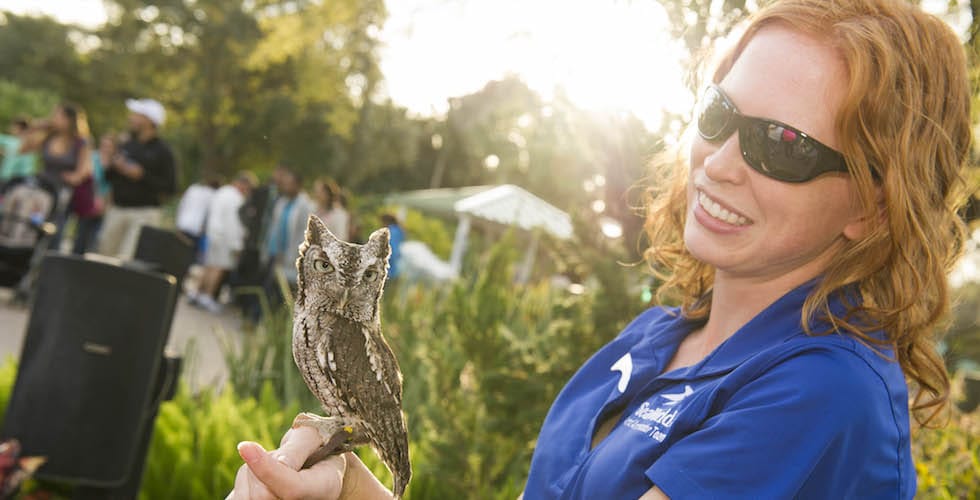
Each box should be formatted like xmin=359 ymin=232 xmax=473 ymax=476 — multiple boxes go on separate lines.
xmin=385 ymin=184 xmax=572 ymax=239
xmin=454 ymin=184 xmax=572 ymax=239
xmin=383 ymin=185 xmax=495 ymax=218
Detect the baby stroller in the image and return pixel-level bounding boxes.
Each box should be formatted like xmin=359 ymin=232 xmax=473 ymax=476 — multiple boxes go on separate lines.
xmin=0 ymin=175 xmax=62 ymax=300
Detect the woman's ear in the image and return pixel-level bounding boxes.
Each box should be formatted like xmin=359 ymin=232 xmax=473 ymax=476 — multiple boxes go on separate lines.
xmin=843 ymin=185 xmax=885 ymax=241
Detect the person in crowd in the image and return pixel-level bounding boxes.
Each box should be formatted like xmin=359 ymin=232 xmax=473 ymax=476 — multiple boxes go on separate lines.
xmin=241 ymin=163 xmax=289 ymax=255
xmin=0 ymin=117 xmax=36 ymax=182
xmin=99 ymin=98 xmax=177 ymax=260
xmin=313 ymin=177 xmax=350 ymax=241
xmin=175 ymin=172 xmax=221 ymax=262
xmin=18 ymin=103 xmax=93 ymax=251
xmin=228 ymin=0 xmax=972 ymax=498
xmin=192 ymin=171 xmax=258 ymax=314
xmin=71 ymin=132 xmax=117 ymax=254
xmin=380 ymin=213 xmax=404 ymax=281
xmin=231 ymin=164 xmax=287 ymax=323
xmin=263 ymin=168 xmax=315 ymax=303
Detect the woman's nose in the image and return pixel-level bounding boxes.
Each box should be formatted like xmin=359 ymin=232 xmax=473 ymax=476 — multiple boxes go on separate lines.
xmin=700 ymin=132 xmax=748 ymax=184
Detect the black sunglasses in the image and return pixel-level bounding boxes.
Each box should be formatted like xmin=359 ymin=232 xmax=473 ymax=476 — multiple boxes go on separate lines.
xmin=696 ymin=84 xmax=849 ymax=183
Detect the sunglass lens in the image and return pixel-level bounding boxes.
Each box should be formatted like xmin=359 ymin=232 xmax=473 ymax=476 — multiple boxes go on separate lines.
xmin=698 ymin=88 xmax=732 ymax=140
xmin=740 ymin=121 xmax=821 ymax=182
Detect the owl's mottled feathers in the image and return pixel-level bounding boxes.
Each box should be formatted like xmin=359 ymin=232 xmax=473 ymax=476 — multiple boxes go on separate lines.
xmin=292 ymin=215 xmax=410 ymax=498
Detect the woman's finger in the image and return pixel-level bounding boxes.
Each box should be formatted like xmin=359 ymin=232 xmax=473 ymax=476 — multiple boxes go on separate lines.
xmin=272 ymin=425 xmax=324 ymax=470
xmin=238 ymin=441 xmax=346 ymax=500
xmin=229 ymin=461 xmax=275 ymax=500
xmin=238 ymin=441 xmax=305 ymax=498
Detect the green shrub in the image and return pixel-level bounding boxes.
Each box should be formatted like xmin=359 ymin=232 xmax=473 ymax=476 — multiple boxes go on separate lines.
xmin=139 ymin=381 xmax=298 ymax=499
xmin=218 ymin=303 xmax=319 ymax=411
xmin=0 ymin=357 xmax=17 ymax=425
xmin=912 ymin=412 xmax=980 ymax=498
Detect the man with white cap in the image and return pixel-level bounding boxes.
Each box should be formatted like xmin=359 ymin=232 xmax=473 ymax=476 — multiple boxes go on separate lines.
xmin=99 ymin=98 xmax=177 ymax=260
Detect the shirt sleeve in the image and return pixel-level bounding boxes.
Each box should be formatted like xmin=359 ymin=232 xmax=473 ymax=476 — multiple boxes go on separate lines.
xmin=646 ymin=347 xmax=886 ymax=499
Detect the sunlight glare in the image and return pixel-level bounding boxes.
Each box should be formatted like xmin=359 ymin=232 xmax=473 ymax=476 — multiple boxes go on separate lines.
xmin=380 ymin=0 xmax=693 ymax=129
xmin=600 ymin=216 xmax=624 ymax=239
xmin=0 ymin=0 xmax=107 ymax=28
xmin=483 ymin=154 xmax=500 ymax=170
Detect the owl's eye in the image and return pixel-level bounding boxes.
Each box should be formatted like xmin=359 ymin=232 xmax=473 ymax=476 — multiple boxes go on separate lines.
xmin=313 ymin=259 xmax=333 ymax=273
xmin=363 ymin=268 xmax=379 ymax=282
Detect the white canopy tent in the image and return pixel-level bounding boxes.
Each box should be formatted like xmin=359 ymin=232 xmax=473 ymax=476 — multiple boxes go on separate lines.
xmin=385 ymin=184 xmax=573 ymax=282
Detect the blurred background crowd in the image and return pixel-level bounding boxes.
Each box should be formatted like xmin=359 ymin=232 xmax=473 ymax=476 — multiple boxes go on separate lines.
xmin=1 ymin=97 xmax=406 ymax=322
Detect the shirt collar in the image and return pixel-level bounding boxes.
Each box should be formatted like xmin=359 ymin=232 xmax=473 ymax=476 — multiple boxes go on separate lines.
xmin=662 ymin=279 xmax=846 ymax=379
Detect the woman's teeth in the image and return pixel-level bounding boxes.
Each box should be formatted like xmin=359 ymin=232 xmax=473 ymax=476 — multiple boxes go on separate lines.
xmin=698 ymin=192 xmax=749 ymax=226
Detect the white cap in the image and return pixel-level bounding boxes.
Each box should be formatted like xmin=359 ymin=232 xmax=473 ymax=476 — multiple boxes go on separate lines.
xmin=125 ymin=98 xmax=166 ymax=127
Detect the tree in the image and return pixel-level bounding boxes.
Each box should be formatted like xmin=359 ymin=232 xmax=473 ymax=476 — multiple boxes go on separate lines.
xmin=0 ymin=81 xmax=59 ymax=127
xmin=0 ymin=13 xmax=86 ymax=116
xmin=0 ymin=1 xmax=388 ymax=184
xmin=92 ymin=0 xmax=387 ymax=181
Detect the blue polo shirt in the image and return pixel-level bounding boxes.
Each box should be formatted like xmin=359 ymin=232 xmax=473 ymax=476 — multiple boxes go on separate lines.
xmin=524 ymin=282 xmax=914 ymax=499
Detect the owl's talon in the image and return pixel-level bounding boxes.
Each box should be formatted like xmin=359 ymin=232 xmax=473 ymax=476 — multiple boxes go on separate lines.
xmin=293 ymin=413 xmax=361 ymax=468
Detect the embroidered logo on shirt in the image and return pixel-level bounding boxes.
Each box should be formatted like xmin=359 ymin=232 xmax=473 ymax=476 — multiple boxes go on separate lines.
xmin=624 ymin=385 xmax=695 ymax=443
xmin=660 ymin=385 xmax=693 ymax=407
xmin=610 ymin=353 xmax=633 ymax=393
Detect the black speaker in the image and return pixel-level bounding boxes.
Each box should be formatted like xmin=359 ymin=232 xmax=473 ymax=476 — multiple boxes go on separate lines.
xmin=1 ymin=254 xmax=177 ymax=487
xmin=132 ymin=226 xmax=195 ymax=292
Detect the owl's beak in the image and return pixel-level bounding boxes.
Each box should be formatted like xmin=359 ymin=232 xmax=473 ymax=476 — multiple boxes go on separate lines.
xmin=338 ymin=289 xmax=349 ymax=309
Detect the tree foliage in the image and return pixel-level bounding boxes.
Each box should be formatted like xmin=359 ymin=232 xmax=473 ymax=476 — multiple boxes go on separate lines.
xmin=0 ymin=0 xmax=387 ymax=184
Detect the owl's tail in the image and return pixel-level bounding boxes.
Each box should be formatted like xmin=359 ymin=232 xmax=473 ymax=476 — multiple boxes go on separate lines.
xmin=389 ymin=445 xmax=411 ymax=499
xmin=393 ymin=477 xmax=407 ymax=500
xmin=384 ymin=429 xmax=411 ymax=499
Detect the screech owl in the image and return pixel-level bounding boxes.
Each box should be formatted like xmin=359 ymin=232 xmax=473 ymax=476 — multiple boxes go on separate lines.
xmin=292 ymin=214 xmax=411 ymax=498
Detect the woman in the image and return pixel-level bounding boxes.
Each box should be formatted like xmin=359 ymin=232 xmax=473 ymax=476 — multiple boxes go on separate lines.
xmin=21 ymin=103 xmax=93 ymax=250
xmin=313 ymin=177 xmax=351 ymax=241
xmin=227 ymin=0 xmax=970 ymax=498
xmin=71 ymin=132 xmax=117 ymax=254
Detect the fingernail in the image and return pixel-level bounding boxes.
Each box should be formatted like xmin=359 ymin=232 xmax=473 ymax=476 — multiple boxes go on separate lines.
xmin=237 ymin=441 xmax=264 ymax=462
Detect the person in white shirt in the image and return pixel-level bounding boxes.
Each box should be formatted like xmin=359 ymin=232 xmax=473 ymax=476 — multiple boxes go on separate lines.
xmin=174 ymin=175 xmax=220 ymax=259
xmin=193 ymin=171 xmax=257 ymax=313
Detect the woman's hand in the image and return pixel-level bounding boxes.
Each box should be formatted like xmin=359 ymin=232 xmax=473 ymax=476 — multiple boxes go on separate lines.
xmin=61 ymin=171 xmax=86 ymax=187
xmin=62 ymin=144 xmax=93 ymax=186
xmin=227 ymin=425 xmax=346 ymax=500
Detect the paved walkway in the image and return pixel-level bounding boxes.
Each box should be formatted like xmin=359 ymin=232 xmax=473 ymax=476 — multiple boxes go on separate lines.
xmin=0 ymin=270 xmax=245 ymax=391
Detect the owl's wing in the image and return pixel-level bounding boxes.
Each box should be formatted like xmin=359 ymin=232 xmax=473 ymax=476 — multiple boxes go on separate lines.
xmin=321 ymin=317 xmax=405 ymax=429
xmin=364 ymin=326 xmax=404 ymax=405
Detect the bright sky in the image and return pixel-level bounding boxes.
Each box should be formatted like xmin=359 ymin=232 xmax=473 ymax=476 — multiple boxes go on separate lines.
xmin=0 ymin=0 xmax=692 ymax=129
xmin=377 ymin=0 xmax=691 ymax=127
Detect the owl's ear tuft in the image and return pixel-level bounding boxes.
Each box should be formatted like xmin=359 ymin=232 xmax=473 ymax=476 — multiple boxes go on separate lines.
xmin=367 ymin=227 xmax=391 ymax=259
xmin=306 ymin=214 xmax=332 ymax=243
